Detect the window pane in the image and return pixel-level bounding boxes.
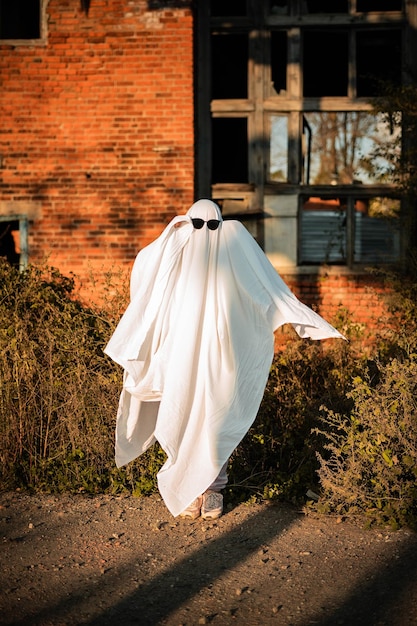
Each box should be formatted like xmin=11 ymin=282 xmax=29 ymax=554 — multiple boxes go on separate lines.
xmin=269 ymin=1 xmax=289 ymax=15
xmin=211 ymin=33 xmax=248 ymax=99
xmin=356 ymin=0 xmax=402 ymax=11
xmin=300 ymin=197 xmax=346 ymax=264
xmin=270 ymin=31 xmax=287 ymax=95
xmin=210 ymin=1 xmax=247 ymax=16
xmin=303 ymin=31 xmax=348 ymax=97
xmin=269 ymin=115 xmax=288 ymax=182
xmin=0 ymin=220 xmax=20 ymax=267
xmin=303 ymin=1 xmax=348 ymax=13
xmin=0 ymin=0 xmax=40 ymax=39
xmin=212 ymin=118 xmax=248 ymax=183
xmin=356 ymin=30 xmax=402 ymax=97
xmin=354 ymin=197 xmax=400 ymax=263
xmin=303 ymin=112 xmax=399 ymax=185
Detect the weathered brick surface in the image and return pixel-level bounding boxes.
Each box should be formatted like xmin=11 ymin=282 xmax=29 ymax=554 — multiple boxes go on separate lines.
xmin=0 ymin=1 xmax=392 ymax=332
xmin=281 ymin=272 xmax=389 ymax=340
xmin=0 ymin=0 xmax=194 ymax=281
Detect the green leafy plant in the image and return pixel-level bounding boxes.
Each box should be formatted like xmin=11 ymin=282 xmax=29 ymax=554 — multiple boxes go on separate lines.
xmin=315 ymin=358 xmax=417 ymax=529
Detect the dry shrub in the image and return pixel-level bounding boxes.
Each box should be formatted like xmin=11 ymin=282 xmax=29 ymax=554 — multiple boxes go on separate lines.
xmin=0 ymin=261 xmax=163 ymax=495
xmin=4 ymin=259 xmax=417 ymax=530
xmin=228 ymin=315 xmax=363 ymax=504
xmin=315 ymin=270 xmax=417 ymax=529
xmin=315 ymin=358 xmax=417 ymax=529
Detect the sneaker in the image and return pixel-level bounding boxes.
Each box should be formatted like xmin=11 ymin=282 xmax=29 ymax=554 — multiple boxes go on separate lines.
xmin=179 ymin=495 xmax=202 ymax=520
xmin=201 ymin=490 xmax=223 ymax=520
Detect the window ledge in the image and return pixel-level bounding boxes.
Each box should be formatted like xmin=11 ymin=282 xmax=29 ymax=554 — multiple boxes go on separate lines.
xmin=274 ymin=264 xmax=400 ymax=277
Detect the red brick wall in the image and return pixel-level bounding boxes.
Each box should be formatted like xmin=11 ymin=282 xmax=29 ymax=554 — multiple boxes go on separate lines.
xmin=0 ymin=0 xmax=194 ymax=284
xmin=279 ymin=272 xmax=389 ymax=343
xmin=0 ymin=1 xmax=394 ymax=335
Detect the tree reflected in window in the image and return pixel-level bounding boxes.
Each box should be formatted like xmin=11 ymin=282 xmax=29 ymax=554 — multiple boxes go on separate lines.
xmin=301 ymin=112 xmax=400 ymax=185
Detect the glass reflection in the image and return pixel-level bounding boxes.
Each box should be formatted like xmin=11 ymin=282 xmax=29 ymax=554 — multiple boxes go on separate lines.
xmin=300 ymin=196 xmax=400 ymax=265
xmin=300 ymin=197 xmax=346 ymax=264
xmin=354 ymin=197 xmax=400 ymax=263
xmin=302 ymin=112 xmax=400 ymax=185
xmin=269 ymin=115 xmax=288 ymax=182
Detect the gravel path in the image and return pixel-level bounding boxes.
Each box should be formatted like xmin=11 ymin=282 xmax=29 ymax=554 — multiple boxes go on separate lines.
xmin=1 ymin=491 xmax=417 ymax=625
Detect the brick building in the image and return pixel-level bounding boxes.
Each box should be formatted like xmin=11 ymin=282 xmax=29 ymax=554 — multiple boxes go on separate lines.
xmin=1 ymin=0 xmax=416 ymax=332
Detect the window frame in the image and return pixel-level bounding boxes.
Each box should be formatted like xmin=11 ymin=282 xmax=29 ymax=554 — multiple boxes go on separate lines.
xmin=298 ymin=194 xmax=402 ymax=267
xmin=0 ymin=215 xmax=29 ymax=270
xmin=0 ymin=0 xmax=47 ymax=46
xmin=196 ymin=0 xmax=407 ymax=268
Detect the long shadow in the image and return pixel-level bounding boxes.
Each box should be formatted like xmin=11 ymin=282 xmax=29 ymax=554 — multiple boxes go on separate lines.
xmin=9 ymin=503 xmax=301 ymax=626
xmin=85 ymin=519 xmax=417 ymax=626
xmin=313 ymin=536 xmax=417 ymax=626
xmin=7 ymin=501 xmax=417 ymax=626
xmin=84 ymin=505 xmax=297 ymax=625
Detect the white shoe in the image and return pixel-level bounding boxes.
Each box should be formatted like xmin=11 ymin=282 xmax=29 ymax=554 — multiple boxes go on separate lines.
xmin=179 ymin=495 xmax=202 ymax=519
xmin=201 ymin=490 xmax=223 ymax=520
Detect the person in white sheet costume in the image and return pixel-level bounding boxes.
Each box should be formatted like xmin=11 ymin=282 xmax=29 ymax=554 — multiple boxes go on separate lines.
xmin=105 ymin=199 xmax=345 ymax=519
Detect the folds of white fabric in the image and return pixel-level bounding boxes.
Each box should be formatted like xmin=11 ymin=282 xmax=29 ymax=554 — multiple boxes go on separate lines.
xmin=105 ymin=200 xmax=345 ymax=517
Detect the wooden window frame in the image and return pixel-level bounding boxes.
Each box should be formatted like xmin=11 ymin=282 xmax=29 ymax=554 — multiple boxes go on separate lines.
xmin=196 ymin=0 xmax=408 ymax=267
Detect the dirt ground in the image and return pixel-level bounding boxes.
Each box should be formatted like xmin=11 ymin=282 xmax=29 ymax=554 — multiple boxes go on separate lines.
xmin=1 ymin=491 xmax=417 ymax=626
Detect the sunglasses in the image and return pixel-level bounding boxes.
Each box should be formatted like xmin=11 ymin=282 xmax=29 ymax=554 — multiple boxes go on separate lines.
xmin=191 ymin=218 xmax=221 ymax=231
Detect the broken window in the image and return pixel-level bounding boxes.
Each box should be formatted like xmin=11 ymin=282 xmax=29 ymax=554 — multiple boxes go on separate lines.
xmin=356 ymin=30 xmax=402 ymax=97
xmin=270 ymin=31 xmax=287 ymax=95
xmin=0 ymin=0 xmax=40 ymax=39
xmin=0 ymin=221 xmax=19 ymax=267
xmin=356 ymin=0 xmax=402 ymax=11
xmin=212 ymin=118 xmax=248 ymax=183
xmin=302 ymin=1 xmax=348 ymax=13
xmin=210 ymin=1 xmax=247 ymax=17
xmin=211 ymin=33 xmax=248 ymax=99
xmin=303 ymin=28 xmax=402 ymax=98
xmin=0 ymin=218 xmax=28 ymax=269
xmin=303 ymin=31 xmax=348 ymax=97
xmin=199 ymin=0 xmax=406 ymax=267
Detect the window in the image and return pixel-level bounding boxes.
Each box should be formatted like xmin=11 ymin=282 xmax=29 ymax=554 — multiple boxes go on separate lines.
xmin=198 ymin=0 xmax=407 ymax=267
xmin=303 ymin=31 xmax=349 ymax=97
xmin=356 ymin=30 xmax=402 ymax=96
xmin=303 ymin=28 xmax=402 ymax=99
xmin=0 ymin=0 xmax=41 ymax=40
xmin=270 ymin=31 xmax=287 ymax=94
xmin=0 ymin=217 xmax=28 ymax=270
xmin=300 ymin=198 xmax=347 ymax=264
xmin=269 ymin=115 xmax=288 ymax=182
xmin=356 ymin=0 xmax=402 ymax=11
xmin=300 ymin=196 xmax=400 ymax=265
xmin=302 ymin=1 xmax=349 ymax=13
xmin=211 ymin=1 xmax=247 ymax=17
xmin=212 ymin=118 xmax=249 ymax=183
xmin=301 ymin=112 xmax=400 ymax=185
xmin=354 ymin=197 xmax=401 ymax=264
xmin=211 ymin=33 xmax=248 ymax=99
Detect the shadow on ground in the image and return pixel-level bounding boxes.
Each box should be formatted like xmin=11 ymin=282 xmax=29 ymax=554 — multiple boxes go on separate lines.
xmin=4 ymin=495 xmax=417 ymax=626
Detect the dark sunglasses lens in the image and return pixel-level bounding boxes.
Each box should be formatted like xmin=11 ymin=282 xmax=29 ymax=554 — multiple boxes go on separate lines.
xmin=191 ymin=218 xmax=204 ymax=229
xmin=207 ymin=220 xmax=220 ymax=230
